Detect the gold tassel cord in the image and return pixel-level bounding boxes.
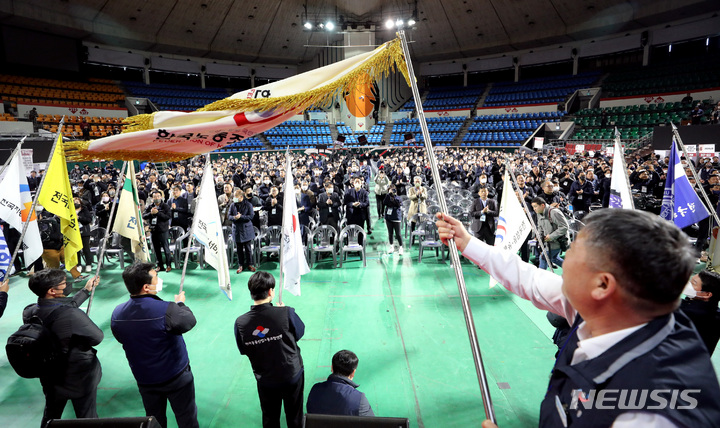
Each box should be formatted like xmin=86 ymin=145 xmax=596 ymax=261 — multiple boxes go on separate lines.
xmin=63 ymin=140 xmax=196 ymax=162
xmin=122 ymin=38 xmax=409 ymax=133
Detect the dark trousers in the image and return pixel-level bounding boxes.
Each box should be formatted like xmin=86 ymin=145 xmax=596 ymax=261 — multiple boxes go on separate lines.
xmin=348 ymin=218 xmax=364 ymax=246
xmin=79 ymin=234 xmax=93 ymax=266
xmin=237 ymin=240 xmax=253 ymax=267
xmin=137 ymin=366 xmax=199 ymax=428
xmin=375 ymin=194 xmax=385 ymax=217
xmin=694 ymin=217 xmax=710 ymax=251
xmin=41 ymin=384 xmax=98 ymax=427
xmin=363 ymin=207 xmax=372 ymax=232
xmin=256 ymin=375 xmax=304 ymax=428
xmin=386 ymin=220 xmax=403 ymax=247
xmin=151 ymin=229 xmax=172 ymax=270
xmin=476 ymin=225 xmax=495 ymax=246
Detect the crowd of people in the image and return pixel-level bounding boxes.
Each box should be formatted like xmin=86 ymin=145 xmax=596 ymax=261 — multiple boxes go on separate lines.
xmin=2 ymin=145 xmax=720 ymax=427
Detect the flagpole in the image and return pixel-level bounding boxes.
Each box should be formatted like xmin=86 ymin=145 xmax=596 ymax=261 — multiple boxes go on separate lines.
xmin=505 ymin=161 xmax=555 ymax=272
xmin=613 ymin=128 xmax=635 ymax=209
xmin=179 ymin=161 xmax=210 ymax=294
xmin=671 ymin=124 xmax=720 ymax=226
xmin=398 ymin=30 xmax=496 ymax=424
xmin=86 ymin=161 xmax=128 ymax=315
xmin=6 ymin=119 xmax=66 ymax=280
xmin=277 ymin=147 xmax=290 ymax=305
xmin=0 ymin=136 xmax=27 ymax=177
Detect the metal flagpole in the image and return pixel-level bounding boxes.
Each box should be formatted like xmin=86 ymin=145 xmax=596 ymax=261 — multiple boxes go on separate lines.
xmin=672 ymin=124 xmax=720 ymax=226
xmin=6 ymin=119 xmax=66 ymax=279
xmin=86 ymin=161 xmax=128 ymax=315
xmin=0 ymin=136 xmax=27 ymax=177
xmin=398 ymin=30 xmax=496 ymax=424
xmin=506 ymin=160 xmax=555 ymax=272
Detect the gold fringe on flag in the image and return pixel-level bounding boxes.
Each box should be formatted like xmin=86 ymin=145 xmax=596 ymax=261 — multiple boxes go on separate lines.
xmin=64 ymin=140 xmax=197 ymax=163
xmin=122 ymin=38 xmax=409 ymax=133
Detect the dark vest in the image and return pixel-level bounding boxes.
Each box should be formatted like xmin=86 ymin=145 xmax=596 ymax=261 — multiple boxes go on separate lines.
xmin=235 ymin=304 xmax=303 ymax=385
xmin=540 ymin=312 xmax=720 ymax=427
xmin=307 ymin=374 xmax=363 ymax=416
xmin=111 ymin=295 xmax=189 ymax=385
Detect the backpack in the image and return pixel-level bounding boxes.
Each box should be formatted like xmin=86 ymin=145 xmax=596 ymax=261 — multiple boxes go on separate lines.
xmin=547 ymin=206 xmax=570 ymax=252
xmin=6 ymin=305 xmax=66 ymax=379
xmin=38 ymin=218 xmax=62 ymax=250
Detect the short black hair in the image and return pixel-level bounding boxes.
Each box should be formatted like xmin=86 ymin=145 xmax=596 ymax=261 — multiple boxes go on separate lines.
xmin=581 ymin=209 xmax=695 ymax=313
xmin=332 ymin=350 xmax=359 ymax=377
xmin=248 ymin=271 xmax=275 ymax=301
xmin=122 ymin=262 xmax=155 ymax=295
xmin=151 ymin=190 xmax=162 ymax=197
xmin=531 ymin=197 xmax=546 ymax=206
xmin=28 ymin=269 xmax=67 ymax=297
xmin=698 ymin=270 xmax=720 ymax=305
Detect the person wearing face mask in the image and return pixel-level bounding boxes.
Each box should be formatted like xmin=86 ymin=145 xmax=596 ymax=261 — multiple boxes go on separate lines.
xmin=299 ymin=180 xmax=316 ymax=216
xmin=568 ymin=172 xmax=594 ymax=215
xmin=24 ymin=269 xmax=102 ymax=426
xmin=264 ymin=186 xmax=284 ymax=227
xmin=74 ymin=197 xmax=94 ymax=273
xmin=408 ymin=176 xmax=428 ymax=236
xmin=383 ymin=185 xmax=404 ymax=255
xmin=94 ymin=192 xmax=114 ymax=230
xmin=318 ymin=181 xmax=341 ymax=234
xmin=169 ymin=186 xmax=191 ymax=232
xmin=344 ymin=177 xmax=369 ymax=244
xmin=600 ymin=169 xmax=613 ymax=208
xmin=470 ymin=187 xmax=498 ymax=246
xmin=258 ymin=177 xmax=272 ymax=201
xmin=229 ymin=190 xmax=257 ymax=274
xmin=112 ymin=263 xmax=199 ymax=428
xmin=83 ymin=174 xmax=107 ymax=206
xmin=143 ymin=190 xmax=173 ymax=272
xmin=539 ymin=180 xmax=563 ymax=208
xmin=471 ymin=174 xmax=496 ymax=199
xmin=295 ymin=183 xmax=312 ymax=228
xmin=244 ymin=186 xmax=263 ymax=230
xmin=374 ymin=168 xmax=391 ymax=219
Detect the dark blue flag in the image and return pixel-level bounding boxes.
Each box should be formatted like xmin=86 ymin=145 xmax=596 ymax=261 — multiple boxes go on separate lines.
xmin=660 ymin=139 xmax=709 ymax=228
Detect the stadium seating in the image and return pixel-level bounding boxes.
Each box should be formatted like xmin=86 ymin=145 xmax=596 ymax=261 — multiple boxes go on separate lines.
xmin=0 ymin=75 xmax=124 ymax=107
xmin=398 ymin=85 xmax=485 ymax=112
xmin=461 ymin=111 xmax=564 ymax=147
xmin=484 ymin=72 xmax=600 ymax=106
xmin=122 ymin=81 xmax=229 ymax=112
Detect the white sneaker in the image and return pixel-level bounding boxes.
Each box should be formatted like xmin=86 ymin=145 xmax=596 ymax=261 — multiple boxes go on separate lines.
xmin=398 ymin=246 xmax=404 ymax=255
xmin=388 ymin=244 xmax=395 ymax=254
xmin=85 ymin=265 xmax=93 ymax=273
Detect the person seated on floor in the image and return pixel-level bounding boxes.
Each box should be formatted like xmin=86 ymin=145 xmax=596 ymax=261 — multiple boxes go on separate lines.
xmin=306 ymin=350 xmax=374 ymax=417
xmin=681 ymin=269 xmax=720 ymax=356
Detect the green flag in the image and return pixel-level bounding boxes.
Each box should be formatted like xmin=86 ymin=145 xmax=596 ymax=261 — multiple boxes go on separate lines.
xmin=113 ymin=162 xmax=149 ymax=261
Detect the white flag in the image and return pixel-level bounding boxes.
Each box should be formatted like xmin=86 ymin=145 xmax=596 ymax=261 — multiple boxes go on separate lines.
xmin=609 ymin=128 xmax=634 ymax=209
xmin=191 ymin=162 xmax=232 ymax=300
xmin=113 ymin=162 xmax=149 ymax=261
xmin=0 ymin=150 xmax=43 ymax=267
xmin=281 ymin=150 xmax=310 ymax=296
xmin=489 ymin=170 xmax=532 ymax=288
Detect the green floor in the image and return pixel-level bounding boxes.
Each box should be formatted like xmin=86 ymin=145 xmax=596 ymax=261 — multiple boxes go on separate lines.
xmin=1 ymin=206 xmax=719 ymax=427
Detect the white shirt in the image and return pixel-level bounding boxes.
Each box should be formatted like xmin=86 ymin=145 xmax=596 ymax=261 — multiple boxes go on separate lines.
xmin=462 ymin=237 xmax=678 ymax=428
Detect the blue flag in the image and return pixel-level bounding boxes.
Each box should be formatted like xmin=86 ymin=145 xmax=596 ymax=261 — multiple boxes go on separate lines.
xmin=0 ymin=232 xmax=11 ymax=282
xmin=660 ymin=139 xmax=709 ymax=228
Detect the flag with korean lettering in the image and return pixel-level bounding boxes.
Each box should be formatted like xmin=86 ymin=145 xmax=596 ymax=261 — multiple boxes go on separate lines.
xmin=190 ymin=162 xmax=232 ymax=300
xmin=488 ymin=170 xmax=531 ymax=288
xmin=113 ymin=162 xmax=149 ymax=261
xmin=660 ymin=138 xmax=709 ymax=229
xmin=64 ymin=38 xmax=409 ymax=163
xmin=281 ymin=149 xmax=310 ymax=297
xmin=38 ymin=134 xmax=83 ymax=271
xmin=0 ymin=149 xmax=43 ymax=267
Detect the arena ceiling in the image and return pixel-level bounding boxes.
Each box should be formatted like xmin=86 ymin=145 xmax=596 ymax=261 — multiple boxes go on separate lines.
xmin=1 ymin=0 xmax=719 ymax=66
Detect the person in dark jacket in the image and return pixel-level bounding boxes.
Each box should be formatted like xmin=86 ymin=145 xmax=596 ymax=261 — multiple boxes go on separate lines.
xmin=245 ymin=187 xmax=263 ymax=230
xmin=169 ymin=186 xmax=191 ymax=232
xmin=383 ymin=185 xmax=403 ymax=254
xmin=75 ymin=196 xmax=94 ymax=273
xmin=317 ymin=181 xmax=341 ymax=234
xmin=306 ymin=350 xmax=374 ymax=417
xmin=470 ymin=187 xmax=498 ymax=246
xmin=344 ymin=177 xmax=369 ymax=244
xmin=681 ymin=270 xmax=720 ymax=356
xmin=264 ymin=186 xmax=283 ymax=227
xmin=229 ymin=189 xmax=256 ymax=274
xmin=143 ymin=190 xmax=173 ymax=272
xmin=235 ymin=271 xmax=305 ymax=428
xmin=0 ymin=279 xmax=8 ymax=318
xmin=111 ymin=262 xmax=199 ymax=428
xmin=94 ymin=192 xmax=113 ymax=230
xmin=568 ymin=173 xmax=594 ymax=213
xmin=24 ymin=269 xmax=102 ymax=427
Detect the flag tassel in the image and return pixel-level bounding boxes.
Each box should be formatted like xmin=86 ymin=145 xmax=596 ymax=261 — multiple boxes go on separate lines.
xmin=86 ymin=161 xmax=128 ymax=315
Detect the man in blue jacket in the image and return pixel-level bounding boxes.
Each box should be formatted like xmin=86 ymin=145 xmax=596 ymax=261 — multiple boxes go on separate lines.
xmin=307 ymin=350 xmax=374 ymax=417
xmin=235 ymin=271 xmax=305 ymax=428
xmin=111 ymin=262 xmax=199 ymax=428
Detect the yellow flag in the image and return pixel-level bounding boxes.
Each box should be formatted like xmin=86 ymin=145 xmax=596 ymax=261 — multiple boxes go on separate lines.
xmin=38 ymin=134 xmax=83 ymax=271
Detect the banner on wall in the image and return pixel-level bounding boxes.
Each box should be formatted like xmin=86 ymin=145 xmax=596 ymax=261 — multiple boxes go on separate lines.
xmin=21 ymin=149 xmax=33 ymax=172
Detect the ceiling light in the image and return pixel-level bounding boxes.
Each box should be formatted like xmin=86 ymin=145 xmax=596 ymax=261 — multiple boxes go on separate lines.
xmin=395 ymin=19 xmax=403 ymax=28
xmin=325 ymin=21 xmax=334 ymax=31
xmin=304 ymin=22 xmax=312 ymax=29
xmin=408 ymin=18 xmax=416 ymax=26
xmin=385 ymin=19 xmax=394 ymax=29
xmin=318 ymin=22 xmax=324 ymax=28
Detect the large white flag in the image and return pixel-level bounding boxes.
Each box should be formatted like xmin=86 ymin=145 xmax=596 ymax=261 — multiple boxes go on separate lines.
xmin=281 ymin=150 xmax=310 ymax=297
xmin=609 ymin=128 xmax=634 ymax=209
xmin=113 ymin=162 xmax=149 ymax=261
xmin=489 ymin=170 xmax=532 ymax=288
xmin=191 ymin=162 xmax=232 ymax=300
xmin=0 ymin=150 xmax=43 ymax=267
